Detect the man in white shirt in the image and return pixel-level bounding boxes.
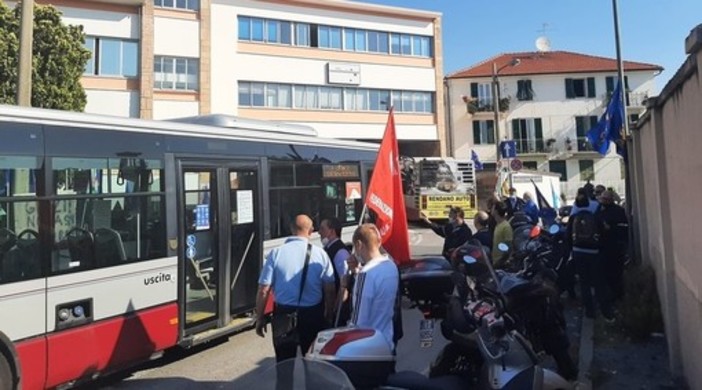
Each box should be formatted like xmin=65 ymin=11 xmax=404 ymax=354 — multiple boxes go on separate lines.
xmin=347 ymin=223 xmax=399 ymax=350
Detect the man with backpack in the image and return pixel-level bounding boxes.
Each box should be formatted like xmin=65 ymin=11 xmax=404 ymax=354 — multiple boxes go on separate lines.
xmin=568 ymin=188 xmax=614 ymax=321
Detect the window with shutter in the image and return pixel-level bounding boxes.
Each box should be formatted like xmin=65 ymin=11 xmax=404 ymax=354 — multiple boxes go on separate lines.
xmin=472 ymin=120 xmax=495 ymax=145
xmin=517 ymin=79 xmax=534 ymax=101
xmin=470 ymin=83 xmax=478 ymax=99
xmin=566 ymin=77 xmax=595 ymax=98
xmin=587 ymin=77 xmax=596 ymax=97
xmin=473 ymin=121 xmax=481 ymax=145
xmin=549 ymin=160 xmax=567 ymax=182
xmin=513 ymin=118 xmax=544 ymax=153
xmin=565 ymin=78 xmax=575 ymax=98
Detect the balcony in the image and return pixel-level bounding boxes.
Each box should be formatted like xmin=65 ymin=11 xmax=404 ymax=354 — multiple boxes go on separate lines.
xmin=514 ymin=138 xmax=548 ymax=155
xmin=463 ymin=96 xmax=510 ymax=114
xmin=576 ymin=137 xmax=595 ymax=152
xmin=602 ymin=91 xmax=649 ymax=108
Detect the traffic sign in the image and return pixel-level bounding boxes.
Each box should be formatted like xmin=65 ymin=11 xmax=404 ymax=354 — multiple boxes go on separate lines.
xmin=500 ymin=140 xmax=517 ymax=159
xmin=510 ymin=159 xmax=523 ymax=172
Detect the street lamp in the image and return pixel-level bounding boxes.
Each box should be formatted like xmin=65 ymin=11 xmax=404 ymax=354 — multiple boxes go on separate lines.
xmin=492 ymin=58 xmax=521 ymax=172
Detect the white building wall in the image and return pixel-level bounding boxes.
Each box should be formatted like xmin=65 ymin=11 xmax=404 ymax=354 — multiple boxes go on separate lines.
xmin=152 ymin=101 xmax=200 ymax=119
xmin=211 ymin=0 xmax=439 ymax=141
xmin=154 ymin=17 xmax=201 ymax=58
xmin=84 ymin=90 xmax=140 ymax=118
xmin=226 ymin=0 xmax=434 ymax=35
xmin=298 ymin=122 xmax=437 ymax=140
xmin=59 ymin=7 xmax=139 ymax=39
xmin=448 ymin=69 xmax=659 ymax=199
xmin=234 ymin=54 xmax=436 ymax=92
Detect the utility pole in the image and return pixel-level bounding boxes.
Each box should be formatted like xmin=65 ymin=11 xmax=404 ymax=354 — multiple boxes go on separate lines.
xmin=17 ymin=0 xmax=34 ymax=107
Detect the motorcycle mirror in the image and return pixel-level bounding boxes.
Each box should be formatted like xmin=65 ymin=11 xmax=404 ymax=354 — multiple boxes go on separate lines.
xmin=462 ymin=255 xmax=477 ymax=264
xmin=529 ymin=225 xmax=541 ymax=238
xmin=497 ymin=242 xmax=509 ymax=252
xmin=548 ymin=224 xmax=560 ymax=235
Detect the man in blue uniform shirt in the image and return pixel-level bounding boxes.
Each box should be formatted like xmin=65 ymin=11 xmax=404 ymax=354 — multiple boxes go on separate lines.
xmin=255 ymin=214 xmax=336 ymax=361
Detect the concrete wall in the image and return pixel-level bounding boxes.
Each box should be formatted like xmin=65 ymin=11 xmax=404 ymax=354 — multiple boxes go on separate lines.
xmin=630 ymin=24 xmax=702 ymax=389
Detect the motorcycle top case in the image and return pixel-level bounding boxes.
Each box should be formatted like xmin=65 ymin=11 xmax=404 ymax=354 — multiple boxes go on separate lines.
xmin=399 ymin=257 xmax=454 ymax=305
xmin=308 ymin=326 xmax=396 ymax=389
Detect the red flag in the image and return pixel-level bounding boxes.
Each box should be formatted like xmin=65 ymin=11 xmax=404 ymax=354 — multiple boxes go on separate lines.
xmin=365 ymin=108 xmax=411 ymax=265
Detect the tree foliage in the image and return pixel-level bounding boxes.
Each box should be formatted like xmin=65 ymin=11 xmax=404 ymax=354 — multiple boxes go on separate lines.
xmin=0 ymin=1 xmax=91 ymax=111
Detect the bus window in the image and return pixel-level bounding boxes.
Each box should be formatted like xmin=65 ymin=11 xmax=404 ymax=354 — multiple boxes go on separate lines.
xmin=0 ymin=156 xmax=42 ymax=284
xmin=268 ymin=161 xmax=362 ymax=238
xmin=50 ymin=157 xmax=166 ymax=274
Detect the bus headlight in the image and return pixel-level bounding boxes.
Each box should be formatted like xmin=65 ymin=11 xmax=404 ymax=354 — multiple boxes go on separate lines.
xmin=58 ymin=308 xmax=70 ymax=321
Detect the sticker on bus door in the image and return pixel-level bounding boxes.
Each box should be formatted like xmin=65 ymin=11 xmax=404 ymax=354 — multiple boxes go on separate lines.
xmin=195 ymin=204 xmax=210 ymax=230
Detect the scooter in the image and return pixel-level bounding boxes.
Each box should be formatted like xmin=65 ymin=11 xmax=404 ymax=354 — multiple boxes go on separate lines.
xmin=306 ymin=248 xmax=574 ymax=389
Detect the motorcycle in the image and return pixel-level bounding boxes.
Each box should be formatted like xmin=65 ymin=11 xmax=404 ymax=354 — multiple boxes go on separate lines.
xmin=443 ymin=236 xmax=578 ymax=383
xmin=307 ymin=244 xmax=575 ymax=389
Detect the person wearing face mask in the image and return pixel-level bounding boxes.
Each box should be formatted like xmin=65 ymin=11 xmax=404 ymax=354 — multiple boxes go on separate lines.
xmin=347 ymin=224 xmax=400 ymax=351
xmin=420 ymin=206 xmax=472 ymax=259
xmin=319 ymin=217 xmax=352 ymax=325
xmin=599 ymin=190 xmax=629 ymax=301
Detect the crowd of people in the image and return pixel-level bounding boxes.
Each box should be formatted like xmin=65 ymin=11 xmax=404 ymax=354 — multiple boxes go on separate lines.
xmin=423 ymin=182 xmax=629 ymax=321
xmin=252 ymin=182 xmax=629 ymax=362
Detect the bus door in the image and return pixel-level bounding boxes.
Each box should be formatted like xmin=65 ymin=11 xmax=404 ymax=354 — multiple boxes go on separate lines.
xmin=178 ymin=160 xmax=262 ymax=337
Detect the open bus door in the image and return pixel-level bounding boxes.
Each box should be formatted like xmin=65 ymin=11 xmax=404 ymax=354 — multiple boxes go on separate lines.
xmin=176 ymin=158 xmax=263 ymax=345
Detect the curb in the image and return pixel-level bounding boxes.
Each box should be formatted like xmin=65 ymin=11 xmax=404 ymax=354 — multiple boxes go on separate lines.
xmin=576 ymin=311 xmax=594 ymax=390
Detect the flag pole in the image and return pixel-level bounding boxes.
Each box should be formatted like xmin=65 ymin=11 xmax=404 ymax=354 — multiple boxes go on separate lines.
xmin=612 ymin=0 xmax=635 ymax=262
xmin=612 ymin=0 xmax=629 ymax=137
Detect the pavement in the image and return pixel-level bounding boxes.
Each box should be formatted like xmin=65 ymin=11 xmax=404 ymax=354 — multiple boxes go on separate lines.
xmin=573 ymin=300 xmax=682 ymax=390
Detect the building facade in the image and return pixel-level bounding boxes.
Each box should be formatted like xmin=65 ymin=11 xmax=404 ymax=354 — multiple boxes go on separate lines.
xmin=41 ymin=0 xmax=446 ymax=156
xmin=445 ymin=50 xmax=662 ymax=198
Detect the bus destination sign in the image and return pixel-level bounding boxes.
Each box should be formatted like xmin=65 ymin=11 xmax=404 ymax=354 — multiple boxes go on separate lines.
xmin=322 ymin=164 xmax=359 ymax=179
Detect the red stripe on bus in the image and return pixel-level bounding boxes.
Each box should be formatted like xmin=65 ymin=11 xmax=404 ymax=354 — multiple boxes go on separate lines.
xmin=15 ymin=337 xmax=47 ymax=390
xmin=43 ymin=302 xmax=179 ymax=389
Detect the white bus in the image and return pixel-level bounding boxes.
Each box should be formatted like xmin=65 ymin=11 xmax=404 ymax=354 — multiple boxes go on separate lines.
xmin=0 ymin=105 xmax=377 ymax=390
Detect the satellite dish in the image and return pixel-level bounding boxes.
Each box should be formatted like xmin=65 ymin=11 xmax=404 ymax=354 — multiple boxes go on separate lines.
xmin=536 ymin=36 xmax=551 ymax=52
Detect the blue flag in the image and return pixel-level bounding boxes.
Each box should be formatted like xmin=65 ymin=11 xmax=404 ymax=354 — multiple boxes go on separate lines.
xmin=471 ymin=149 xmax=483 ymax=170
xmin=587 ymin=79 xmax=625 ymax=156
xmin=531 ymin=179 xmax=556 ymax=226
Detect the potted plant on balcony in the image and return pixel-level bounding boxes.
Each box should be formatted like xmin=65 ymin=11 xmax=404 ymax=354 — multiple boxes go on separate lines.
xmin=462 ymin=96 xmax=479 ymax=114
xmin=498 ymin=96 xmax=510 ymax=112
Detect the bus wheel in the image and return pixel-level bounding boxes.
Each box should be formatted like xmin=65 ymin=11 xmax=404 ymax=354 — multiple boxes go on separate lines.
xmin=0 ymin=352 xmax=14 ymax=390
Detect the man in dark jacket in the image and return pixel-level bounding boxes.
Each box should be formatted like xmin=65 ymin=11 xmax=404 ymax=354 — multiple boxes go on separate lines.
xmin=599 ymin=190 xmax=629 ymax=301
xmin=421 ymin=206 xmax=472 ymax=259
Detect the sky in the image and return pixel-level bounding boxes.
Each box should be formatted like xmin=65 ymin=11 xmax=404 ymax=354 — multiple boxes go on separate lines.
xmin=360 ymin=0 xmax=702 ymax=92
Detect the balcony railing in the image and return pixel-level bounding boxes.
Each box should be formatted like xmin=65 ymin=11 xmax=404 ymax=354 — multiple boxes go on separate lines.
xmin=465 ymin=97 xmax=510 ymax=114
xmin=602 ymin=91 xmax=649 ymax=108
xmin=514 ymin=138 xmax=547 ymax=154
xmin=576 ymin=137 xmax=595 ymax=152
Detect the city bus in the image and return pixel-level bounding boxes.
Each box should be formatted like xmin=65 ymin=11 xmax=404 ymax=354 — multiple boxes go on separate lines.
xmin=402 ymin=157 xmax=478 ymax=220
xmin=0 ymin=105 xmax=377 ymax=390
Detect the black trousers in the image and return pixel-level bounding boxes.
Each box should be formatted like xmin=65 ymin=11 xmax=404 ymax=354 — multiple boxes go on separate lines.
xmin=574 ymin=251 xmax=613 ymax=318
xmin=271 ymin=302 xmax=326 ymax=362
xmin=602 ymin=247 xmax=625 ymax=301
